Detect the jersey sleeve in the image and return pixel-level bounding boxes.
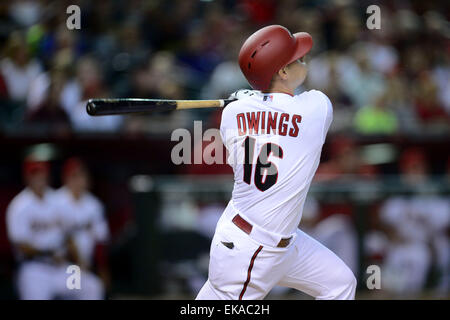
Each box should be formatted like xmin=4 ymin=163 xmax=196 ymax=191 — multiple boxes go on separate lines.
xmin=323 ymin=94 xmax=333 ymax=138
xmin=316 ymin=91 xmax=333 ymax=142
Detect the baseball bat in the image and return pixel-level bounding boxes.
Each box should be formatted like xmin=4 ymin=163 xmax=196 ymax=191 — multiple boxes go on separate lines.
xmin=86 ymin=98 xmax=235 ymax=116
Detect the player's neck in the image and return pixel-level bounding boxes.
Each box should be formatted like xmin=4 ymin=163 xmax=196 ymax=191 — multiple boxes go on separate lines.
xmin=29 ymin=186 xmax=45 ymax=199
xmin=69 ymin=188 xmax=83 ymax=201
xmin=263 ymin=82 xmax=295 ymax=97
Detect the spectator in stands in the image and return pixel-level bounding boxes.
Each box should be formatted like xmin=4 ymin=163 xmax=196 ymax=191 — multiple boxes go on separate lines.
xmin=26 ymin=48 xmax=78 ymax=114
xmin=353 ymin=93 xmax=398 ymax=135
xmin=0 ymin=32 xmax=41 ymax=103
xmin=69 ymin=55 xmax=123 ymax=132
xmin=315 ymin=136 xmax=378 ymax=181
xmin=341 ymin=48 xmax=386 ymax=110
xmin=25 ymin=69 xmax=71 ymax=136
xmin=413 ymin=71 xmax=448 ymax=129
xmin=382 ymin=74 xmax=419 ymax=133
xmin=8 ymin=0 xmax=42 ymax=28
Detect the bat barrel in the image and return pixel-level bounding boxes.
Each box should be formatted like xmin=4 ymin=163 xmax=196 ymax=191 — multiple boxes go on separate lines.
xmin=86 ymin=99 xmax=178 ymax=116
xmin=86 ymin=98 xmax=235 ymax=116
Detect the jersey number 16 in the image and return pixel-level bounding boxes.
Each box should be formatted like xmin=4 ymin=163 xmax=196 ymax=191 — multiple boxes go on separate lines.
xmin=242 ymin=136 xmax=283 ymax=192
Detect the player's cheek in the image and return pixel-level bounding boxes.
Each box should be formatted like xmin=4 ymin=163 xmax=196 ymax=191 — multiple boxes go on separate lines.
xmin=302 ymin=62 xmax=308 ymax=76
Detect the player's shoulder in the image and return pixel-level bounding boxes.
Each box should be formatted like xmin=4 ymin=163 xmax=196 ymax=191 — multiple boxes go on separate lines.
xmin=7 ymin=189 xmax=31 ymax=213
xmin=222 ymin=94 xmax=265 ymax=119
xmin=296 ymin=89 xmax=331 ymax=106
xmin=296 ymin=90 xmax=333 ymax=122
xmin=222 ymin=98 xmax=246 ymax=115
xmin=7 ymin=188 xmax=53 ymax=214
xmin=52 ymin=187 xmax=65 ymax=197
xmin=84 ymin=192 xmax=104 ymax=211
xmin=52 ymin=187 xmax=71 ymax=203
xmin=44 ymin=188 xmax=60 ymax=206
xmin=221 ymin=98 xmax=246 ymax=128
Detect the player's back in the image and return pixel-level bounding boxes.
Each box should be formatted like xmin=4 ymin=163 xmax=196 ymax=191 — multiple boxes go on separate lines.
xmin=220 ymin=90 xmax=332 ymax=236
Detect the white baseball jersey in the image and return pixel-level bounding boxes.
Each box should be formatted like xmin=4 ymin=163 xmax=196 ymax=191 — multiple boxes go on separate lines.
xmin=198 ymin=90 xmax=357 ymax=300
xmin=53 ymin=187 xmax=109 ymax=268
xmin=6 ymin=188 xmax=65 ymax=258
xmin=220 ymin=90 xmax=333 ymax=236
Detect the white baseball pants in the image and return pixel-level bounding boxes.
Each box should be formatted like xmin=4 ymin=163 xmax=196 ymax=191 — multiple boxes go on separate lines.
xmin=196 ymin=217 xmax=357 ymax=300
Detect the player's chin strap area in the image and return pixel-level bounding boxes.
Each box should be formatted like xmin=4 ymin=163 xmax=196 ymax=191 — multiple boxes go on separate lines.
xmin=227 ymin=200 xmax=297 ymax=249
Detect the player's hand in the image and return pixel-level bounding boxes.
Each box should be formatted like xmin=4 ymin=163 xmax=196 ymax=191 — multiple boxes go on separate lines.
xmin=228 ymin=89 xmax=262 ymax=100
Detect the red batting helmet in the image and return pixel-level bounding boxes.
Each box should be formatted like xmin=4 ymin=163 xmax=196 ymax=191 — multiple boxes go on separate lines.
xmin=238 ymin=25 xmax=313 ymax=91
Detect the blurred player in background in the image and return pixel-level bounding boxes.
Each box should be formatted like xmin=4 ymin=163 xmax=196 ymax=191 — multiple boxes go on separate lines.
xmin=6 ymin=156 xmax=104 ymax=299
xmin=54 ymin=157 xmax=110 ymax=296
xmin=379 ymin=148 xmax=449 ymax=296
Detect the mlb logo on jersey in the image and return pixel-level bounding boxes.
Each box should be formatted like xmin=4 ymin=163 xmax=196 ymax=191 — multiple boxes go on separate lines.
xmin=263 ymin=94 xmax=273 ymax=102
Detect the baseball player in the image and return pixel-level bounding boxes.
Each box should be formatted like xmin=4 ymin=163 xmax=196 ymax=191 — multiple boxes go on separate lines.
xmin=196 ymin=25 xmax=357 ymax=300
xmin=53 ymin=157 xmax=110 ymax=294
xmin=6 ymin=157 xmax=103 ymax=299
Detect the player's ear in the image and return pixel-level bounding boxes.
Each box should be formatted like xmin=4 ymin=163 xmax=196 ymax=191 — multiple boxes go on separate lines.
xmin=277 ymin=67 xmax=288 ymax=80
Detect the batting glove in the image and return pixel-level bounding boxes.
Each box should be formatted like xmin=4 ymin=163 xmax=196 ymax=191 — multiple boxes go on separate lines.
xmin=228 ymin=89 xmax=262 ymax=100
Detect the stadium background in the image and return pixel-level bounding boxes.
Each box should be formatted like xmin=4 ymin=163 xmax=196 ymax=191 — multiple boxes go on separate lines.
xmin=0 ymin=0 xmax=448 ymax=299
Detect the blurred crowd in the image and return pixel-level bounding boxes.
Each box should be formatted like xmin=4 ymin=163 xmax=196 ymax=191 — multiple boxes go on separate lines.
xmin=0 ymin=0 xmax=448 ymax=136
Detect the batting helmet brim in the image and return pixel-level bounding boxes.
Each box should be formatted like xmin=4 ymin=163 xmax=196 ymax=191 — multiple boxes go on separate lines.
xmin=287 ymin=32 xmax=313 ymax=65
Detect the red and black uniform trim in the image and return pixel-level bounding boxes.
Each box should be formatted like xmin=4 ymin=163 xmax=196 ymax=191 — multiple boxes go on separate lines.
xmin=239 ymin=245 xmax=263 ymax=300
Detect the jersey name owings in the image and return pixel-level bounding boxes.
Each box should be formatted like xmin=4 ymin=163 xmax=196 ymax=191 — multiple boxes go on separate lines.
xmin=236 ymin=111 xmax=302 ymax=137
